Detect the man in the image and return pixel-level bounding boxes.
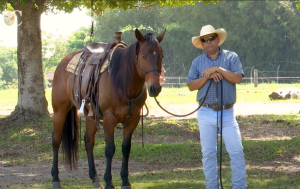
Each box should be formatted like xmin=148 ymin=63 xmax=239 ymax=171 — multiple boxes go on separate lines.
xmin=160 ymin=65 xmax=166 ymax=84
xmin=187 ymin=25 xmax=247 ymax=189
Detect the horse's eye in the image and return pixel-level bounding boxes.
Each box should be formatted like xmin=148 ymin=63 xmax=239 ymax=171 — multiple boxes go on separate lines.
xmin=142 ymin=55 xmax=146 ymax=59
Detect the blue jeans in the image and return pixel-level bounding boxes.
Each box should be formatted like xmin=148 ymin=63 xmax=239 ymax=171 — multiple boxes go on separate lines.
xmin=197 ymin=106 xmax=247 ymax=189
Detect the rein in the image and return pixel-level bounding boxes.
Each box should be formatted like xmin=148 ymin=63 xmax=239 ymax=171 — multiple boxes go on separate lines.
xmin=123 ymin=84 xmax=146 ymax=127
xmin=154 ymin=80 xmax=213 ymax=117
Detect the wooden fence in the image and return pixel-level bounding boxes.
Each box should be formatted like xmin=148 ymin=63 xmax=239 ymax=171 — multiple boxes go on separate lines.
xmin=45 ymin=73 xmax=300 ymax=88
xmin=162 ymin=76 xmax=300 ymax=87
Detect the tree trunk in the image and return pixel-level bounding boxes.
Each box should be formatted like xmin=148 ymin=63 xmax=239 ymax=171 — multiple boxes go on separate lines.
xmin=6 ymin=1 xmax=49 ymax=123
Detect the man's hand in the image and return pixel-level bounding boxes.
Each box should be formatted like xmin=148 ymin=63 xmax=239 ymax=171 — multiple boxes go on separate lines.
xmin=201 ymin=66 xmax=218 ymax=79
xmin=209 ymin=72 xmax=223 ymax=82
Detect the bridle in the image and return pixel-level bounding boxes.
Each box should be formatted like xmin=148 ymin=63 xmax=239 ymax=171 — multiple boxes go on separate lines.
xmin=135 ymin=42 xmax=162 ymax=76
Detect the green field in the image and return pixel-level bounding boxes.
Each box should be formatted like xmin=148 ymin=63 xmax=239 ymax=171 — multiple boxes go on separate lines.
xmin=1 ymin=83 xmax=300 ymax=112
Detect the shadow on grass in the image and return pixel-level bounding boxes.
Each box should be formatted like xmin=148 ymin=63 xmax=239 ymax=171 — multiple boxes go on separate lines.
xmin=6 ymin=166 xmax=300 ymax=189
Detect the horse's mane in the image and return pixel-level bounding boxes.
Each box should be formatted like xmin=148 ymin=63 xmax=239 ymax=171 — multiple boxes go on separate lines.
xmin=109 ymin=33 xmax=158 ymax=101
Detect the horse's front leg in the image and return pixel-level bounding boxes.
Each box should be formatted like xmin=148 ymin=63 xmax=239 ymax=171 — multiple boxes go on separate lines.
xmin=103 ymin=115 xmax=117 ymax=189
xmin=85 ymin=118 xmax=104 ymax=188
xmin=120 ymin=115 xmax=140 ymax=189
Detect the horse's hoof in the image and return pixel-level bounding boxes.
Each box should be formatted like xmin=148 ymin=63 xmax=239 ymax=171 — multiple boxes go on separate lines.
xmin=93 ymin=181 xmax=104 ymax=188
xmin=121 ymin=186 xmax=132 ymax=189
xmin=105 ymin=186 xmax=115 ymax=189
xmin=104 ymin=184 xmax=115 ymax=189
xmin=52 ymin=182 xmax=61 ymax=188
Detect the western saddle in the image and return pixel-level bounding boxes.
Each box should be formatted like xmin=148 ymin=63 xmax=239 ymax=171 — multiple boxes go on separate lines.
xmin=71 ymin=32 xmax=127 ymax=119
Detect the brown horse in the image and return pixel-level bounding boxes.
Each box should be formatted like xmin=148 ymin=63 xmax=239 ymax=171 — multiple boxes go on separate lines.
xmin=51 ymin=29 xmax=165 ymax=189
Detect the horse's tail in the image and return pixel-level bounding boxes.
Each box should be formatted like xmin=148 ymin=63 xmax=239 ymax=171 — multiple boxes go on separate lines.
xmin=62 ymin=106 xmax=79 ymax=170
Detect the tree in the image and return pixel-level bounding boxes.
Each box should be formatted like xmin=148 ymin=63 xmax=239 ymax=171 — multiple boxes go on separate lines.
xmin=0 ymin=0 xmax=217 ymax=123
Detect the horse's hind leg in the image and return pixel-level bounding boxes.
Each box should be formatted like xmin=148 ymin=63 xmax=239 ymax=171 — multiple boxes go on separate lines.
xmin=51 ymin=106 xmax=70 ymax=188
xmin=85 ymin=118 xmax=104 ymax=188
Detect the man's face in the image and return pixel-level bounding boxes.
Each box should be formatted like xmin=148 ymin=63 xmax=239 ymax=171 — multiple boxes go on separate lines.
xmin=200 ymin=33 xmax=220 ymax=54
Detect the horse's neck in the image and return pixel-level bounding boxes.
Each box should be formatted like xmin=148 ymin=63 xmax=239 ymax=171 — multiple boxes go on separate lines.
xmin=127 ymin=70 xmax=145 ymax=99
xmin=127 ymin=47 xmax=146 ymax=98
xmin=113 ymin=45 xmax=145 ymax=99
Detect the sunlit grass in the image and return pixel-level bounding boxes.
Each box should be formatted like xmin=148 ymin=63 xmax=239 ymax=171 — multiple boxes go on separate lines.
xmin=0 ymin=84 xmax=300 ymax=113
xmin=150 ymin=83 xmax=300 ymax=106
xmin=0 ymin=88 xmax=53 ymax=112
xmin=0 ymin=89 xmax=18 ymax=110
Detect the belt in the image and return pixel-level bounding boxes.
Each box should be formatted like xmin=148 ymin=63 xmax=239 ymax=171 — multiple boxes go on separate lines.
xmin=199 ymin=102 xmax=234 ymax=111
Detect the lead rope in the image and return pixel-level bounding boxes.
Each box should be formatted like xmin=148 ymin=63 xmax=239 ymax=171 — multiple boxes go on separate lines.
xmin=141 ymin=107 xmax=144 ymax=148
xmin=216 ymin=80 xmax=224 ymax=189
xmin=154 ymin=80 xmax=213 ymax=117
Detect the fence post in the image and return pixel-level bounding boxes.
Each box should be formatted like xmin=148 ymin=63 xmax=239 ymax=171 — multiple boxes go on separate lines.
xmin=277 ymin=65 xmax=280 ymax=84
xmin=250 ymin=66 xmax=254 ymax=83
xmin=254 ymin=69 xmax=258 ymax=87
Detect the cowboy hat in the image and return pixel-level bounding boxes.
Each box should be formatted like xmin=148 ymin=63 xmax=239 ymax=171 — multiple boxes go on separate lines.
xmin=191 ymin=25 xmax=227 ymax=49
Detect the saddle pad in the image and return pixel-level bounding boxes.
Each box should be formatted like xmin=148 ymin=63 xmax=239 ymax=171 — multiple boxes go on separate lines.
xmin=65 ymin=52 xmax=84 ymax=75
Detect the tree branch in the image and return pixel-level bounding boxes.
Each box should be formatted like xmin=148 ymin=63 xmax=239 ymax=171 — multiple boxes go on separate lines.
xmin=36 ymin=0 xmax=47 ymax=13
xmin=117 ymin=2 xmax=158 ymax=10
xmin=82 ymin=0 xmax=158 ymax=16
xmin=82 ymin=0 xmax=104 ymax=17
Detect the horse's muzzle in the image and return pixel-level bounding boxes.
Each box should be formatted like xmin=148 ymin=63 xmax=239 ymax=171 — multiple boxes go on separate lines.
xmin=148 ymin=85 xmax=162 ymax=97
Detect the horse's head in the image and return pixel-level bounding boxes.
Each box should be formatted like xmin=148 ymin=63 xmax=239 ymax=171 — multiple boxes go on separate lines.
xmin=135 ymin=29 xmax=166 ymax=97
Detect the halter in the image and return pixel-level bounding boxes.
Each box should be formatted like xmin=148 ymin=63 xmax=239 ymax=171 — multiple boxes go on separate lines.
xmin=135 ymin=42 xmax=162 ymax=76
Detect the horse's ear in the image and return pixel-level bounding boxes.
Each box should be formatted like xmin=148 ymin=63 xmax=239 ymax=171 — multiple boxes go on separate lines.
xmin=135 ymin=29 xmax=144 ymax=42
xmin=156 ymin=29 xmax=166 ymax=43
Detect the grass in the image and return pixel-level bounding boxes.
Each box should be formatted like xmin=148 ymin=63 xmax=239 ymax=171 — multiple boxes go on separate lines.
xmin=1 ymin=83 xmax=300 ymax=113
xmin=1 ymin=114 xmax=300 ymax=188
xmin=1 ymin=84 xmax=300 ymax=188
xmin=147 ymin=83 xmax=300 ymax=109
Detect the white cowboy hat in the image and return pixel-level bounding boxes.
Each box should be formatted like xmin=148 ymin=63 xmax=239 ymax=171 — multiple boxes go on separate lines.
xmin=191 ymin=25 xmax=227 ymax=49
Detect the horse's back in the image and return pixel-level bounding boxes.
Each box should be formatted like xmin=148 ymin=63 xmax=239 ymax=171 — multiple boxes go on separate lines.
xmin=54 ymin=50 xmax=82 ymax=76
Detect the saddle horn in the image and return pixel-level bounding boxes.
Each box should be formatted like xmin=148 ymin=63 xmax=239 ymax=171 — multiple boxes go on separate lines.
xmin=114 ymin=32 xmax=122 ymax=44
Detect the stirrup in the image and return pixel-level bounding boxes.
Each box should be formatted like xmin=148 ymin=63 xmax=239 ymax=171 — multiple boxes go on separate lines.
xmin=78 ymin=99 xmax=86 ymax=117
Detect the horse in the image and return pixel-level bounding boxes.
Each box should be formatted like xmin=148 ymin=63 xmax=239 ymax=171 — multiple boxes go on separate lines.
xmin=51 ymin=29 xmax=165 ymax=189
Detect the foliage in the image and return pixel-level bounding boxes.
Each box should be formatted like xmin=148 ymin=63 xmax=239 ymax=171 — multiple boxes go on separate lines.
xmin=0 ymin=1 xmax=218 ymax=14
xmin=0 ymin=46 xmax=17 ymax=89
xmin=67 ymin=27 xmax=90 ymax=52
xmin=42 ymin=31 xmax=69 ymax=74
xmin=41 ymin=27 xmax=90 ymax=74
xmin=0 ymin=67 xmax=6 ymax=88
xmin=91 ymin=1 xmax=300 ymax=77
